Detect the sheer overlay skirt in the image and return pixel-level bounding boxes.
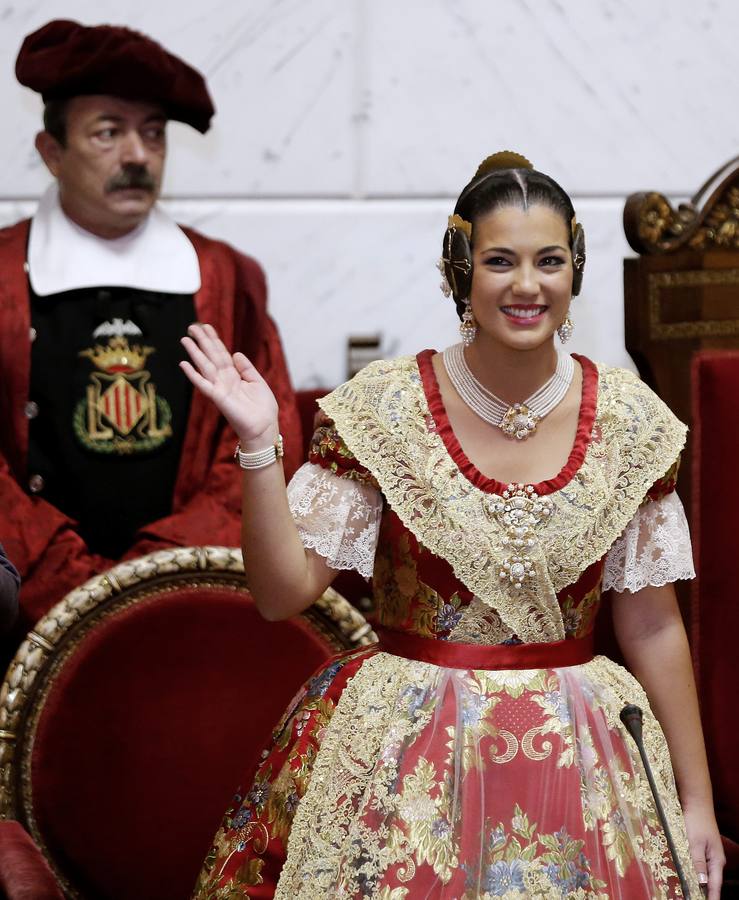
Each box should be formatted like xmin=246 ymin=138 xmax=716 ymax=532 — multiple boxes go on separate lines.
xmin=193 ymin=652 xmax=698 ymax=899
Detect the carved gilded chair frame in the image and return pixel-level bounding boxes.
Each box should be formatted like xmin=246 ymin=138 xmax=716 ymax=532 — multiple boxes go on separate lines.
xmin=0 ymin=546 xmax=375 ymax=897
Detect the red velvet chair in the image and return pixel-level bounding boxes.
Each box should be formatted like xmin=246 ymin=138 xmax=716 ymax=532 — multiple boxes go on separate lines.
xmin=624 ymin=159 xmax=739 ymax=894
xmin=0 ymin=546 xmax=375 ymax=899
xmin=690 ymin=351 xmax=739 ymax=886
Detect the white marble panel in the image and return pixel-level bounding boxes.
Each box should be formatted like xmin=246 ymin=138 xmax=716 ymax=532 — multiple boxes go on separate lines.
xmin=0 ymin=0 xmax=355 ymax=198
xmin=362 ymin=0 xmax=739 ymax=196
xmin=0 ymin=195 xmax=636 ymax=389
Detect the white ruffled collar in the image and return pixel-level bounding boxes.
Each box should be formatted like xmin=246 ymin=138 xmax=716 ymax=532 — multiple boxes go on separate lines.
xmin=28 ymin=184 xmax=201 ymax=296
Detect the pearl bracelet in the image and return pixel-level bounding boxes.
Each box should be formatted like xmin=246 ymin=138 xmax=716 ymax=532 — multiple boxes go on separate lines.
xmin=234 ymin=434 xmax=284 ymax=470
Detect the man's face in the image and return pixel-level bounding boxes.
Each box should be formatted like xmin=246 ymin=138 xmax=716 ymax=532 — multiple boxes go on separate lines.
xmin=37 ymin=95 xmax=167 ymax=239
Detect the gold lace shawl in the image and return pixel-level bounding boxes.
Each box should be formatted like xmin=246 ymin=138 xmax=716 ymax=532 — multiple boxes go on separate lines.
xmin=319 ymin=356 xmax=686 ymax=643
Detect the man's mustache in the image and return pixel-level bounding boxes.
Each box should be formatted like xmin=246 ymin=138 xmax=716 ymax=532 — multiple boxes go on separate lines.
xmin=105 ymin=166 xmax=157 ymax=194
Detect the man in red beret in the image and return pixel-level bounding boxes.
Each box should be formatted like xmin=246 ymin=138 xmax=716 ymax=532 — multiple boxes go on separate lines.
xmin=0 ymin=20 xmax=302 ymax=647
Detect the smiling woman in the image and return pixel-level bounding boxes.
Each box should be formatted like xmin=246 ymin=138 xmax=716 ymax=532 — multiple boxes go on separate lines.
xmin=470 ymin=206 xmax=572 ymax=338
xmin=181 ymin=153 xmax=723 ymax=899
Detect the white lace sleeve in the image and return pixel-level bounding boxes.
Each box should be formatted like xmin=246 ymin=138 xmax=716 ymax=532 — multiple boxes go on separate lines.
xmin=286 ymin=462 xmax=383 ymax=579
xmin=603 ymin=491 xmax=696 ymax=593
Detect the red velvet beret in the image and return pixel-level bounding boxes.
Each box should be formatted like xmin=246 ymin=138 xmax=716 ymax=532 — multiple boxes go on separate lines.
xmin=16 ymin=19 xmax=215 ymax=133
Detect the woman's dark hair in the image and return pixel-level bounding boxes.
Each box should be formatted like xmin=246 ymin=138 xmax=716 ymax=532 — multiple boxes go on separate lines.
xmin=43 ymin=98 xmax=70 ymax=146
xmin=455 ymin=168 xmax=575 ymax=236
xmin=447 ymin=167 xmax=582 ymax=317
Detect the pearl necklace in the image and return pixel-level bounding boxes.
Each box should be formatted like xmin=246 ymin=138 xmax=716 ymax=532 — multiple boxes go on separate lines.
xmin=442 ymin=343 xmax=575 ymax=440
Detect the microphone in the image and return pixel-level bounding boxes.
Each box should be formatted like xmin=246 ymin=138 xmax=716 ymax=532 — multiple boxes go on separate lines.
xmin=620 ymin=704 xmax=691 ymax=899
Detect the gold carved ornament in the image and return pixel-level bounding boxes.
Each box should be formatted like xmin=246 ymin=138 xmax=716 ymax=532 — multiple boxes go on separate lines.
xmin=624 ymin=155 xmax=739 ymax=254
xmin=647 ymin=268 xmax=739 ymax=340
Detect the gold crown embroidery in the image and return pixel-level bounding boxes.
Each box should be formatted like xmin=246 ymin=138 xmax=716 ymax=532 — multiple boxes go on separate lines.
xmin=74 ymin=336 xmax=172 ymax=454
xmin=80 ymin=334 xmax=154 ymax=373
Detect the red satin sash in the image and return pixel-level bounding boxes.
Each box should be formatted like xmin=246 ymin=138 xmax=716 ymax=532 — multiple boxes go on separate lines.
xmin=376 ymin=627 xmax=594 ymax=670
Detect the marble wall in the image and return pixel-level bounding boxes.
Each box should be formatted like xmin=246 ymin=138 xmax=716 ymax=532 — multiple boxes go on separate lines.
xmin=2 ymin=0 xmax=737 ymax=388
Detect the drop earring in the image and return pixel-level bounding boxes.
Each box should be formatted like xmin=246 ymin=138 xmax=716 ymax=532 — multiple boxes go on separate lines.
xmin=459 ymin=300 xmax=477 ymax=346
xmin=557 ymin=313 xmax=574 ymax=344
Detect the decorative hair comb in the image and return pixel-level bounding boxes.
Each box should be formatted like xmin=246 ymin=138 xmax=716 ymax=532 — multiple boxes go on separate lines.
xmin=446 ymin=214 xmax=472 ymax=239
xmin=474 ymin=151 xmax=534 ymax=178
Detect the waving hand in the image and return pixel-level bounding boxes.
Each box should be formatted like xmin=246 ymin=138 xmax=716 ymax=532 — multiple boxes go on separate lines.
xmin=180 ymin=323 xmax=279 ymax=446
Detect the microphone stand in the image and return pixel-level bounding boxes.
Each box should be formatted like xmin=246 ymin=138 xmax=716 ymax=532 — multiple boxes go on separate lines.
xmin=620 ymin=704 xmax=691 ymax=899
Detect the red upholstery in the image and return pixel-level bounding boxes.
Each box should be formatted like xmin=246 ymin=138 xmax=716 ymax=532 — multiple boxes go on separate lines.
xmin=725 ymin=836 xmax=739 ymax=873
xmin=0 ymin=821 xmax=63 ymax=900
xmin=690 ymin=351 xmax=739 ymax=845
xmin=25 ymin=585 xmax=340 ymax=899
xmin=296 ymin=388 xmax=327 ymax=458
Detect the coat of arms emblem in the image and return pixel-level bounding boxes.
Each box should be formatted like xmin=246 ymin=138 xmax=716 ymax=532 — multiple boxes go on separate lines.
xmin=74 ymin=335 xmax=172 ymax=454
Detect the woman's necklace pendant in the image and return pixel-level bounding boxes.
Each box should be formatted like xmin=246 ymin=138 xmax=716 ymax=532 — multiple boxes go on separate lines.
xmin=500 ymin=403 xmax=539 ymax=440
xmin=441 ymin=343 xmax=574 ymax=439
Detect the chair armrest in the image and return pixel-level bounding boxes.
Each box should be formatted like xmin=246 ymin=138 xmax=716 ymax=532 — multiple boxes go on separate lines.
xmin=0 ymin=821 xmax=64 ymax=899
xmin=724 ymin=834 xmax=739 ymax=877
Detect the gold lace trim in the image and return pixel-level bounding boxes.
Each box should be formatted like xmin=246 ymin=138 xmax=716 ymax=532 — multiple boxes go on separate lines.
xmin=448 ymin=595 xmax=513 ymax=644
xmin=582 ymin=657 xmax=700 ymax=897
xmin=275 ymin=652 xmax=433 ymax=897
xmin=320 ymin=357 xmax=686 ymax=643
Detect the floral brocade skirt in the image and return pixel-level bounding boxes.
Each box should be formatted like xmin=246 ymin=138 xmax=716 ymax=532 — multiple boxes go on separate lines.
xmin=192 ymin=646 xmax=698 ymax=899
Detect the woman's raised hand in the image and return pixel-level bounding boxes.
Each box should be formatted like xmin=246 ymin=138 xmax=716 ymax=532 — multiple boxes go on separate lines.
xmin=180 ymin=323 xmax=279 ymax=446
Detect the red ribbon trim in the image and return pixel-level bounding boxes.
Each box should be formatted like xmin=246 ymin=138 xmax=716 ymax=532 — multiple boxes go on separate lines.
xmin=376 ymin=627 xmax=594 ymax=670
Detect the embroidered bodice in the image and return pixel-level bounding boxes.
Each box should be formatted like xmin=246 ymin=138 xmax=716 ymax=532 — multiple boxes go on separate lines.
xmin=288 ymin=352 xmax=693 ymax=646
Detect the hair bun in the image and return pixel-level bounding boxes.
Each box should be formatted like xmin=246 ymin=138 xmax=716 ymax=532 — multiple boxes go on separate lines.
xmin=474 ymin=151 xmax=533 ymax=178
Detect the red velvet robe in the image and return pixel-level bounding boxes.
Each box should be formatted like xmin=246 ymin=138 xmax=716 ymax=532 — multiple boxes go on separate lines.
xmin=0 ymin=219 xmax=302 ymax=635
